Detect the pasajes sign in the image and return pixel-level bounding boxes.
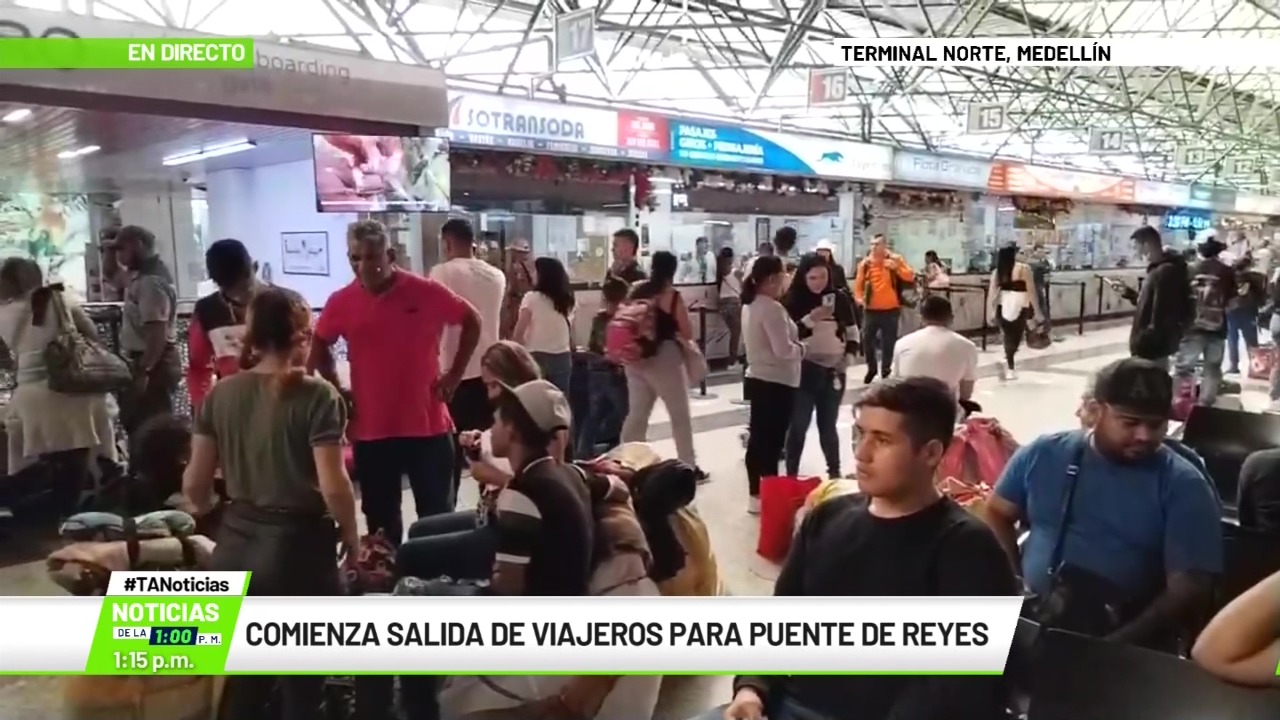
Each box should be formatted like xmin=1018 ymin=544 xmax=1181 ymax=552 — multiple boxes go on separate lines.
xmin=0 ymin=6 xmax=448 ymax=127
xmin=893 ymin=152 xmax=991 ymax=189
xmin=447 ymin=94 xmax=665 ymax=161
xmin=668 ymin=122 xmax=892 ymax=181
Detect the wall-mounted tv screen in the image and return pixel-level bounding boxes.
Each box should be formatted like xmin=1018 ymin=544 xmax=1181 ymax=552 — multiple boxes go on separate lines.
xmin=312 ymin=134 xmax=450 ymax=213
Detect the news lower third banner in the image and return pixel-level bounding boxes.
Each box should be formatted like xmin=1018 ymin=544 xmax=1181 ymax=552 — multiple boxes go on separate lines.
xmin=0 ymin=572 xmax=1024 ymax=675
xmin=832 ymin=38 xmax=1280 ymax=68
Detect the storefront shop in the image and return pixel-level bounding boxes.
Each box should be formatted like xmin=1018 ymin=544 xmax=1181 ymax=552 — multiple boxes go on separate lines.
xmin=443 ymin=92 xmax=662 ymax=283
xmin=649 ymin=119 xmax=891 ymax=276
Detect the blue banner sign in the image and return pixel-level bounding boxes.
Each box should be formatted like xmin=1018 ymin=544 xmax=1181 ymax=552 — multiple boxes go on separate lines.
xmin=667 ymin=122 xmax=893 ymax=181
xmin=1163 ymin=212 xmax=1211 ymax=232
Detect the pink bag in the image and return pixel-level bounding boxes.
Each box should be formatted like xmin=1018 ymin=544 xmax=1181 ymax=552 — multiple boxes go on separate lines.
xmin=1249 ymin=346 xmax=1276 ymax=381
xmin=934 ymin=417 xmax=1018 ymax=501
xmin=1171 ymin=376 xmax=1197 ymax=422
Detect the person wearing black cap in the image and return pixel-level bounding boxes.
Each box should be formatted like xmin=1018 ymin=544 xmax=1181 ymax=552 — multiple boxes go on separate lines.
xmin=1174 ymin=232 xmax=1237 ymax=407
xmin=187 ymin=239 xmax=262 ymax=412
xmin=985 ymin=358 xmax=1223 ymax=647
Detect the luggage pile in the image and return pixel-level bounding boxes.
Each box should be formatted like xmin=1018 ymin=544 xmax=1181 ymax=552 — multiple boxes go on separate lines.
xmin=49 ymin=509 xmax=218 ymax=720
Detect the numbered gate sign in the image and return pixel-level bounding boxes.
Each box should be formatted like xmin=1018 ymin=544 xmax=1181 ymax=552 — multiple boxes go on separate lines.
xmin=1088 ymin=128 xmax=1126 ymax=155
xmin=808 ymin=68 xmax=848 ymax=107
xmin=555 ymin=8 xmax=595 ymax=67
xmin=966 ymin=103 xmax=1006 ymax=134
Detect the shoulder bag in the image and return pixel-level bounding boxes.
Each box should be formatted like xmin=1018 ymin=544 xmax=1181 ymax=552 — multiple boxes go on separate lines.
xmin=42 ymin=291 xmax=132 ymax=394
xmin=1023 ymin=438 xmax=1160 ymax=639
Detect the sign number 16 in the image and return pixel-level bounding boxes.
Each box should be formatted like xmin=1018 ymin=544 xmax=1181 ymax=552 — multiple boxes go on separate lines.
xmin=810 ymin=68 xmax=848 ymax=107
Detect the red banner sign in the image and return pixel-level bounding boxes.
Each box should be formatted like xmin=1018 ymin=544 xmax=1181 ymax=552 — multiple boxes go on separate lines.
xmin=988 ymin=162 xmax=1135 ymax=202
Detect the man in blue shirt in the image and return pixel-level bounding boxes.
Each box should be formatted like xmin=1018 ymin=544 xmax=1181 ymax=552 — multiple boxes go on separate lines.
xmin=985 ymin=358 xmax=1223 ymax=645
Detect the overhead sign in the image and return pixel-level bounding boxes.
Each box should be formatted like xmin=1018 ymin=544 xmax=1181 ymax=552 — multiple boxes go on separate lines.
xmin=1175 ymin=146 xmax=1209 ymax=168
xmin=1133 ymin=180 xmax=1191 ymax=208
xmin=1163 ymin=211 xmax=1212 ymax=232
xmin=808 ymin=68 xmax=848 ymax=108
xmin=966 ymin=103 xmax=1006 ymax=134
xmin=446 ymin=93 xmax=666 ymax=161
xmin=1235 ymin=193 xmax=1280 ymax=216
xmin=667 ymin=121 xmax=893 ymax=181
xmin=554 ymin=8 xmax=595 ymax=67
xmin=1224 ymin=157 xmax=1257 ymax=177
xmin=1088 ymin=128 xmax=1126 ymax=155
xmin=0 ymin=5 xmax=448 ymax=128
xmin=1186 ymin=184 xmax=1236 ymax=210
xmin=987 ymin=162 xmax=1135 ymax=202
xmin=893 ymin=152 xmax=992 ymax=189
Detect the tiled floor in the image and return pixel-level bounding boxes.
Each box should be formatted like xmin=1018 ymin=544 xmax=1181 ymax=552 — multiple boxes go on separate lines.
xmin=3 ymin=322 xmax=1247 ymax=718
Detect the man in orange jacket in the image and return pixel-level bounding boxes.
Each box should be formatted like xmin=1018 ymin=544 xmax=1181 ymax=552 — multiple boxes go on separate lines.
xmin=853 ymin=234 xmax=916 ymax=383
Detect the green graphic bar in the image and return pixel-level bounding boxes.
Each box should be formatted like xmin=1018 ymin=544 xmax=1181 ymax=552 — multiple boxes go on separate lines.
xmin=0 ymin=38 xmax=254 ymax=69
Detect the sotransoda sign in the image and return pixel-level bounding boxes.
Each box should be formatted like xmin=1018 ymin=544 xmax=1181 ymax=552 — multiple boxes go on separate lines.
xmin=449 ymin=95 xmax=589 ymax=141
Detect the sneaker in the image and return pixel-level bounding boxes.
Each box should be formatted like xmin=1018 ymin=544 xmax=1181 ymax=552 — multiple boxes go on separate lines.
xmin=1006 ymin=368 xmax=1019 ymax=381
xmin=747 ymin=496 xmax=761 ymax=515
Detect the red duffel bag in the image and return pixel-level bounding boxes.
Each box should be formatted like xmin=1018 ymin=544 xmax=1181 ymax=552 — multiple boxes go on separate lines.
xmin=757 ymin=476 xmax=822 ymax=563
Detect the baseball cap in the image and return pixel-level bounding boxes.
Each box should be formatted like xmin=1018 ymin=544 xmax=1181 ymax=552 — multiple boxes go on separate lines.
xmin=1091 ymin=358 xmax=1173 ymax=417
xmin=499 ymin=379 xmax=571 ymax=434
xmin=815 ymin=239 xmax=836 ymax=253
xmin=509 ymin=239 xmax=531 ymax=253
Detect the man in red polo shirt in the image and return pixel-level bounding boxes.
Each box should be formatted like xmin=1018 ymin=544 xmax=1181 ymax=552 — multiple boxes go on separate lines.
xmin=309 ymin=220 xmax=482 ymax=544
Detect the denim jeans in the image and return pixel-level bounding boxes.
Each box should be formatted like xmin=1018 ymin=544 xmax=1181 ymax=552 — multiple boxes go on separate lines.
xmin=576 ymin=366 xmax=628 ymax=459
xmin=1175 ymin=332 xmax=1226 ymax=407
xmin=785 ymin=362 xmax=844 ymax=477
xmin=396 ymin=511 xmax=495 ymax=581
xmin=533 ymin=351 xmax=573 ymax=396
xmin=352 ymin=433 xmax=455 ymax=545
xmin=1226 ymin=307 xmax=1259 ymax=372
xmin=1270 ymin=315 xmax=1280 ymax=401
xmin=862 ymin=309 xmax=900 ymax=378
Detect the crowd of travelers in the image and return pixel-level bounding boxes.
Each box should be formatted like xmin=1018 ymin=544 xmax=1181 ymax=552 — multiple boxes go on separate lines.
xmin=7 ymin=213 xmax=1280 ymax=720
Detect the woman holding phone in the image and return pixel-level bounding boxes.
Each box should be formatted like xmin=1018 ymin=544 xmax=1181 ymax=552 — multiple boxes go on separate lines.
xmin=783 ymin=254 xmax=858 ymax=478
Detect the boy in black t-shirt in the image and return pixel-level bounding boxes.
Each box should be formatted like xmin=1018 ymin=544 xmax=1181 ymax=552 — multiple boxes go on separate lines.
xmin=703 ymin=377 xmax=1017 ymax=720
xmin=490 ymin=379 xmax=594 ymax=596
xmin=576 ymin=278 xmax=631 ymax=458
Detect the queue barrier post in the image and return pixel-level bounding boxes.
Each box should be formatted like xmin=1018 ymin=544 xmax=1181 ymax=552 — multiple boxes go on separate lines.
xmin=690 ymin=305 xmax=717 ymax=401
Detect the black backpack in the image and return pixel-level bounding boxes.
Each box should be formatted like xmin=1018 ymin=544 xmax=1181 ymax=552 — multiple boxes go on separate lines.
xmin=1189 ymin=260 xmax=1228 ymax=332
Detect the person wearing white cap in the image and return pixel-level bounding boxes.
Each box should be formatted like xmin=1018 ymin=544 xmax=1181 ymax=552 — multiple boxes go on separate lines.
xmin=488 ymin=379 xmax=594 ymax=597
xmin=813 ymin=239 xmax=849 ymax=294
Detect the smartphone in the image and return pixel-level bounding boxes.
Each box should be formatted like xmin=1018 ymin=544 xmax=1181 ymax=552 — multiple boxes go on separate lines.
xmin=822 ymin=293 xmax=836 ymax=309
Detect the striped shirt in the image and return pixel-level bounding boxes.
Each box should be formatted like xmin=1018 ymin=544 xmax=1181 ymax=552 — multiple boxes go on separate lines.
xmin=494 ymin=456 xmax=594 ymax=596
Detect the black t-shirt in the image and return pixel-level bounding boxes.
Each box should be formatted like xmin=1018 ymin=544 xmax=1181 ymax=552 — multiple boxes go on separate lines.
xmin=736 ymin=494 xmax=1018 ymax=720
xmin=495 ymin=456 xmax=594 ymax=596
xmin=1238 ymin=448 xmax=1280 ymax=535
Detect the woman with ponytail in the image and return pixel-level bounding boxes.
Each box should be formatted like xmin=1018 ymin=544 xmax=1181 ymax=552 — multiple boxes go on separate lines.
xmin=741 ymin=255 xmax=804 ymax=514
xmin=183 ymin=288 xmax=358 ymax=720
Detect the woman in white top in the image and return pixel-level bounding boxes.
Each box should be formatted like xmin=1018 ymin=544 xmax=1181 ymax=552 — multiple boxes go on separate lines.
xmin=742 ymin=255 xmax=805 ymax=514
xmin=513 ymin=257 xmax=575 ymax=395
xmin=0 ymin=258 xmax=116 ymax=519
xmin=715 ymin=247 xmax=744 ymax=363
xmin=987 ymin=243 xmax=1042 ymax=380
xmin=924 ymin=250 xmax=951 ymax=290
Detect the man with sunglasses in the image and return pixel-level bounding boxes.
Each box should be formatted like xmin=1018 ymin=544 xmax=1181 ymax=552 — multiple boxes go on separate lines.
xmin=984 ymin=358 xmax=1222 ymax=647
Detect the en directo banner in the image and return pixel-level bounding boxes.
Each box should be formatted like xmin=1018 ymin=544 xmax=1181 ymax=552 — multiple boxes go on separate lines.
xmin=447 ymin=93 xmax=666 ymax=161
xmin=668 ymin=121 xmax=894 ymax=181
xmin=6 ymin=572 xmax=1022 ymax=675
xmin=988 ymin=162 xmax=1135 ymax=202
